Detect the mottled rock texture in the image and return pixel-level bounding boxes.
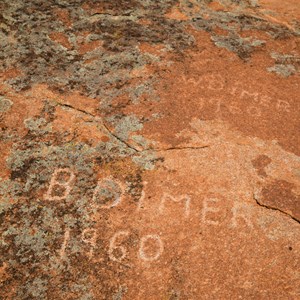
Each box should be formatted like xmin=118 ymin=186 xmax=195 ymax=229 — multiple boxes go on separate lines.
xmin=0 ymin=0 xmax=299 ymax=299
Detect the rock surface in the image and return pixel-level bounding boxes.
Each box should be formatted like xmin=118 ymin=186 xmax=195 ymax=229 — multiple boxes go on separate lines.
xmin=0 ymin=0 xmax=299 ymax=299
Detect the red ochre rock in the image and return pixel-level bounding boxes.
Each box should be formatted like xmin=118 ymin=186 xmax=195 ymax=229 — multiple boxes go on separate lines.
xmin=0 ymin=1 xmax=299 ymax=299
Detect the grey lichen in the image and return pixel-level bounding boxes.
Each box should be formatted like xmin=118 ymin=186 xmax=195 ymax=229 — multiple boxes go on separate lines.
xmin=211 ymin=34 xmax=265 ymax=59
xmin=113 ymin=286 xmax=127 ymax=300
xmin=24 ymin=117 xmax=52 ymax=134
xmin=267 ymin=64 xmax=296 ymax=77
xmin=267 ymin=52 xmax=300 ymax=77
xmin=132 ymin=150 xmax=159 ymax=170
xmin=112 ymin=115 xmax=143 ymax=141
xmin=0 ymin=0 xmax=193 ymax=108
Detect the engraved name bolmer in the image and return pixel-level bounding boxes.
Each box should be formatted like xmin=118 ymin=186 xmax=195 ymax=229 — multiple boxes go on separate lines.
xmin=46 ymin=168 xmax=260 ymax=263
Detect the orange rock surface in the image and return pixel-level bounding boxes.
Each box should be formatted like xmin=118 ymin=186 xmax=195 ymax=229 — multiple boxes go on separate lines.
xmin=0 ymin=0 xmax=299 ymax=299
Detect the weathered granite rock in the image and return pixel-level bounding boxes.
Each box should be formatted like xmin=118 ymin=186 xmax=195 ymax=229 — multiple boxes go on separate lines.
xmin=0 ymin=0 xmax=299 ymax=299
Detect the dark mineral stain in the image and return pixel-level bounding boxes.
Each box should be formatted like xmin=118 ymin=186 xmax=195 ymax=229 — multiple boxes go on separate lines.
xmin=252 ymin=154 xmax=272 ymax=177
xmin=260 ymin=179 xmax=300 ymax=222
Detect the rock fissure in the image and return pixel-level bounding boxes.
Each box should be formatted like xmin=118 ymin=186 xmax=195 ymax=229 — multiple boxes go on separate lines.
xmin=253 ymin=193 xmax=300 ymax=225
xmin=55 ymin=102 xmax=96 ymax=118
xmin=156 ymin=145 xmax=211 ymax=152
xmin=54 ymin=101 xmax=140 ymax=152
xmin=53 ymin=101 xmax=212 ymax=154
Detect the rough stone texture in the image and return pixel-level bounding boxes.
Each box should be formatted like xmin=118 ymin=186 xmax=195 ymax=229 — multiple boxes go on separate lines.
xmin=0 ymin=0 xmax=299 ymax=299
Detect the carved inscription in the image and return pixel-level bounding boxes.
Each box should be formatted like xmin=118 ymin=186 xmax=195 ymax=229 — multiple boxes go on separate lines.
xmin=181 ymin=74 xmax=293 ymax=118
xmin=45 ymin=168 xmax=75 ymax=200
xmin=139 ymin=235 xmax=164 ymax=262
xmin=159 ymin=193 xmax=191 ymax=217
xmin=47 ymin=169 xmax=260 ymax=264
xmin=82 ymin=228 xmax=98 ymax=258
xmin=231 ymin=202 xmax=254 ymax=229
xmin=201 ymin=198 xmax=221 ymax=225
xmin=109 ymin=231 xmax=130 ymax=263
xmin=92 ymin=177 xmax=124 ymax=209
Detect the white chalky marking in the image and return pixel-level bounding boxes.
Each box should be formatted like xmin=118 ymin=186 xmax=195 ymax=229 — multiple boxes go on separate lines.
xmin=276 ymin=100 xmax=291 ymax=113
xmin=82 ymin=228 xmax=98 ymax=258
xmin=139 ymin=235 xmax=164 ymax=262
xmin=92 ymin=177 xmax=124 ymax=209
xmin=247 ymin=105 xmax=262 ymax=117
xmin=231 ymin=202 xmax=254 ymax=228
xmin=240 ymin=89 xmax=260 ymax=102
xmin=201 ymin=198 xmax=221 ymax=225
xmin=159 ymin=193 xmax=191 ymax=217
xmin=109 ymin=231 xmax=130 ymax=263
xmin=44 ymin=168 xmax=75 ymax=200
xmin=59 ymin=228 xmax=70 ymax=259
xmin=137 ymin=190 xmax=146 ymax=211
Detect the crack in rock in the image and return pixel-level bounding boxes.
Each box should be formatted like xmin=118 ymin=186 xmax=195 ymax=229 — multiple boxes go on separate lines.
xmin=156 ymin=145 xmax=210 ymax=151
xmin=253 ymin=192 xmax=300 ymax=225
xmin=53 ymin=101 xmax=139 ymax=152
xmin=53 ymin=101 xmax=211 ymax=153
